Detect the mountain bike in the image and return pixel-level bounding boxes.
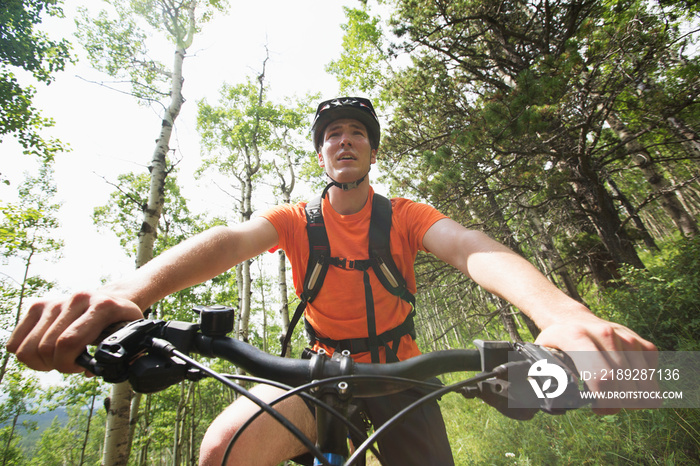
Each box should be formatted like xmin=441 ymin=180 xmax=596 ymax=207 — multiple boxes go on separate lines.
xmin=77 ymin=305 xmax=587 ymax=466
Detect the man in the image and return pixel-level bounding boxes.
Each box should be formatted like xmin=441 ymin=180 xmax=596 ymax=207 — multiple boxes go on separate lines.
xmin=8 ymin=97 xmax=657 ymax=465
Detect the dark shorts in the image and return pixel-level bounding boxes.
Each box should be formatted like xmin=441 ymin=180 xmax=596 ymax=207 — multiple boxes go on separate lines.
xmin=293 ymin=379 xmax=455 ymax=465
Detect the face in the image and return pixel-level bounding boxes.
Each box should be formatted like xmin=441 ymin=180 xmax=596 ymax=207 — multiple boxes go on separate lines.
xmin=318 ymin=118 xmax=377 ymax=183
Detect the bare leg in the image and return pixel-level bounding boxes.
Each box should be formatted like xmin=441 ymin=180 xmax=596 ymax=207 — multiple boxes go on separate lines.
xmin=199 ymin=384 xmax=317 ymax=466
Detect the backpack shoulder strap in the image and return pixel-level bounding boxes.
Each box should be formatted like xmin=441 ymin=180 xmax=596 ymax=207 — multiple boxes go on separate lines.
xmin=280 ymin=193 xmax=416 ymax=358
xmin=369 ymin=194 xmax=415 ymax=306
xmin=280 ymin=196 xmax=329 ymax=356
xmin=302 ymin=195 xmax=330 ymax=303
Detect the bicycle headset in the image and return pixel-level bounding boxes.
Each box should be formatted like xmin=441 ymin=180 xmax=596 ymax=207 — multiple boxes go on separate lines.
xmin=280 ymin=97 xmax=417 ymax=363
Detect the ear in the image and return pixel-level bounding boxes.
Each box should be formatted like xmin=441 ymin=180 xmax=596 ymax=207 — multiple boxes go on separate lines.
xmin=317 ymin=151 xmax=325 ymax=167
xmin=370 ymin=149 xmax=378 ymax=164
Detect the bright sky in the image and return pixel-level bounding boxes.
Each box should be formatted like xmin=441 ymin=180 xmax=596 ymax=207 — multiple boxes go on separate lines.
xmin=2 ymin=0 xmax=355 ymax=294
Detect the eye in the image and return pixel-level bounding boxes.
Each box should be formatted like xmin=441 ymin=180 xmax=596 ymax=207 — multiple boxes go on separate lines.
xmin=352 ymin=126 xmax=368 ymax=137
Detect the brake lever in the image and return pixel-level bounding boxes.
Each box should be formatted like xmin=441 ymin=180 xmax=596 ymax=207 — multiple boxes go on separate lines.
xmin=467 ymin=340 xmax=588 ymax=420
xmin=77 ymin=319 xmax=164 ymax=383
xmin=76 ymin=321 xmax=133 ymax=375
xmin=77 ymin=318 xmax=208 ymax=393
xmin=514 ymin=342 xmax=589 ymax=414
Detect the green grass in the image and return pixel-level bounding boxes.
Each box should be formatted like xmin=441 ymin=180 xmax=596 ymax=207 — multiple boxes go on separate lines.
xmin=439 ymin=388 xmax=700 ymax=465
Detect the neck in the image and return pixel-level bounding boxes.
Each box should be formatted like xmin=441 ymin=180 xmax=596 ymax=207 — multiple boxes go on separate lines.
xmin=325 ymin=179 xmax=371 ymax=215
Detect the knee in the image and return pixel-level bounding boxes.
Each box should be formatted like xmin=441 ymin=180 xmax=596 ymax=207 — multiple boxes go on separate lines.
xmin=199 ymin=423 xmax=233 ymax=465
xmin=199 ymin=415 xmax=252 ymax=466
xmin=198 ymin=385 xmax=313 ymax=465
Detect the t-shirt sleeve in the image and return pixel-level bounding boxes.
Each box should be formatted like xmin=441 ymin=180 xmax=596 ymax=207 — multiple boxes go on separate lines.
xmin=392 ymin=198 xmax=448 ymax=252
xmin=260 ymin=202 xmax=306 ymax=254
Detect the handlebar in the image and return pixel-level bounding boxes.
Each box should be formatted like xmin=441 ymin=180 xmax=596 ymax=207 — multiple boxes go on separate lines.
xmin=77 ymin=305 xmax=588 ymax=421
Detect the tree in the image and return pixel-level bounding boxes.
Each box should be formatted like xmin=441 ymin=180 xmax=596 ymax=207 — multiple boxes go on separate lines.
xmin=0 ymin=0 xmax=72 ymax=162
xmin=197 ymin=64 xmax=312 ymax=345
xmin=75 ymin=1 xmax=228 ymax=463
xmin=268 ymin=95 xmax=315 ymax=354
xmin=32 ymin=376 xmax=108 ymax=465
xmin=329 ymin=0 xmax=699 ymax=345
xmin=93 ymin=170 xmax=235 ymax=464
xmin=0 ymin=164 xmax=62 ymax=384
xmin=0 ymin=369 xmax=41 ymax=465
xmin=197 ymin=66 xmax=270 ymax=343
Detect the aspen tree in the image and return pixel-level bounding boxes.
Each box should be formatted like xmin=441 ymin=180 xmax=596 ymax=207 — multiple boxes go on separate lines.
xmin=75 ymin=1 xmax=227 ymax=463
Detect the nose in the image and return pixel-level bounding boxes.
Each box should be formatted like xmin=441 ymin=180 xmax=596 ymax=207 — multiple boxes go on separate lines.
xmin=340 ymin=132 xmax=352 ymax=147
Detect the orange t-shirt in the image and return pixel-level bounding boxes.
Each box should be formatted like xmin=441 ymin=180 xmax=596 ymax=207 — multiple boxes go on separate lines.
xmin=261 ymin=187 xmax=447 ymax=362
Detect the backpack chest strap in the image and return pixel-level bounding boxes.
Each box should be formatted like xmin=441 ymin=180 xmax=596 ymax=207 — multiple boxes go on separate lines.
xmin=328 ymin=257 xmax=371 ymax=271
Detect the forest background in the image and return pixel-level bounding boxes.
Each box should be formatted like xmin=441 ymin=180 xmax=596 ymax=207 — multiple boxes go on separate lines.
xmin=1 ymin=0 xmax=699 ymax=465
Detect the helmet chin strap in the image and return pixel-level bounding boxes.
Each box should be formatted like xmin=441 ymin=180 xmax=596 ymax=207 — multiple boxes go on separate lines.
xmin=321 ymin=168 xmax=370 ymax=199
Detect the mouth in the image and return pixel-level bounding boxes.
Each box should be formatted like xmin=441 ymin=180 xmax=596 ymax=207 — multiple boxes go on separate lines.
xmin=338 ymin=152 xmax=357 ymax=161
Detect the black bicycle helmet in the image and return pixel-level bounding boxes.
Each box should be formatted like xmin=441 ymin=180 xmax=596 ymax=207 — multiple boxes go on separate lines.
xmin=311 ymin=97 xmax=380 ymax=152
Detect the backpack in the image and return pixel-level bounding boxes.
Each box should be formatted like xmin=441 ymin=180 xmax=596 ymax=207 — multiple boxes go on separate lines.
xmin=279 ymin=193 xmax=416 ymax=363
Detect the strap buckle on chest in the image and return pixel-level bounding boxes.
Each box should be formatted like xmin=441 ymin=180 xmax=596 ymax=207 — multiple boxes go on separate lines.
xmin=329 ymin=257 xmax=371 ymax=271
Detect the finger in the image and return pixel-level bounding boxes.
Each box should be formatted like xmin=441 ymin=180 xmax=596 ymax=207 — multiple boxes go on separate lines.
xmin=608 ymin=329 xmax=661 ymax=408
xmin=12 ymin=299 xmax=69 ymax=372
xmin=6 ymin=299 xmax=45 ymax=354
xmin=535 ymin=323 xmax=619 ymax=413
xmin=38 ymin=292 xmax=94 ymax=373
xmin=51 ymin=294 xmax=143 ymax=373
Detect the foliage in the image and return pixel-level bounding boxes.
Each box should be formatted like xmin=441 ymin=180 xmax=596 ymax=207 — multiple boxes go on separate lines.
xmin=197 ymin=75 xmax=317 ymax=202
xmin=327 ymin=3 xmax=700 ymax=461
xmin=593 ymin=236 xmax=700 ymax=351
xmin=326 ymin=7 xmax=387 ymax=96
xmin=31 ymin=403 xmax=105 ymax=464
xmin=327 ymin=0 xmax=700 ymax=352
xmin=0 ymin=369 xmax=41 ymax=464
xmin=0 ymin=0 xmax=72 ymax=160
xmin=75 ymin=0 xmax=228 ymax=104
xmin=0 ymin=165 xmax=61 ymax=383
xmin=93 ymin=171 xmax=208 ymax=255
xmin=196 ymin=77 xmax=315 ymax=202
xmin=0 ymin=164 xmax=63 ymax=262
xmin=31 ymin=417 xmax=80 ymax=465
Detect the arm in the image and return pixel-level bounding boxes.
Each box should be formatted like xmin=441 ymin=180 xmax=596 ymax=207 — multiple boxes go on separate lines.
xmin=423 ymin=218 xmax=658 ymax=413
xmin=7 ymin=217 xmax=279 ymax=374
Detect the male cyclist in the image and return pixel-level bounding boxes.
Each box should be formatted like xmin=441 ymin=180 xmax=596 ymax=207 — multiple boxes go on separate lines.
xmin=8 ymin=97 xmax=657 ymax=465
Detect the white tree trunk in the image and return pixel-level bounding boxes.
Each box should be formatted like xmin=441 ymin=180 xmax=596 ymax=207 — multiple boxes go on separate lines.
xmin=103 ymin=47 xmax=186 ymax=466
xmin=101 ymin=382 xmax=133 ymax=466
